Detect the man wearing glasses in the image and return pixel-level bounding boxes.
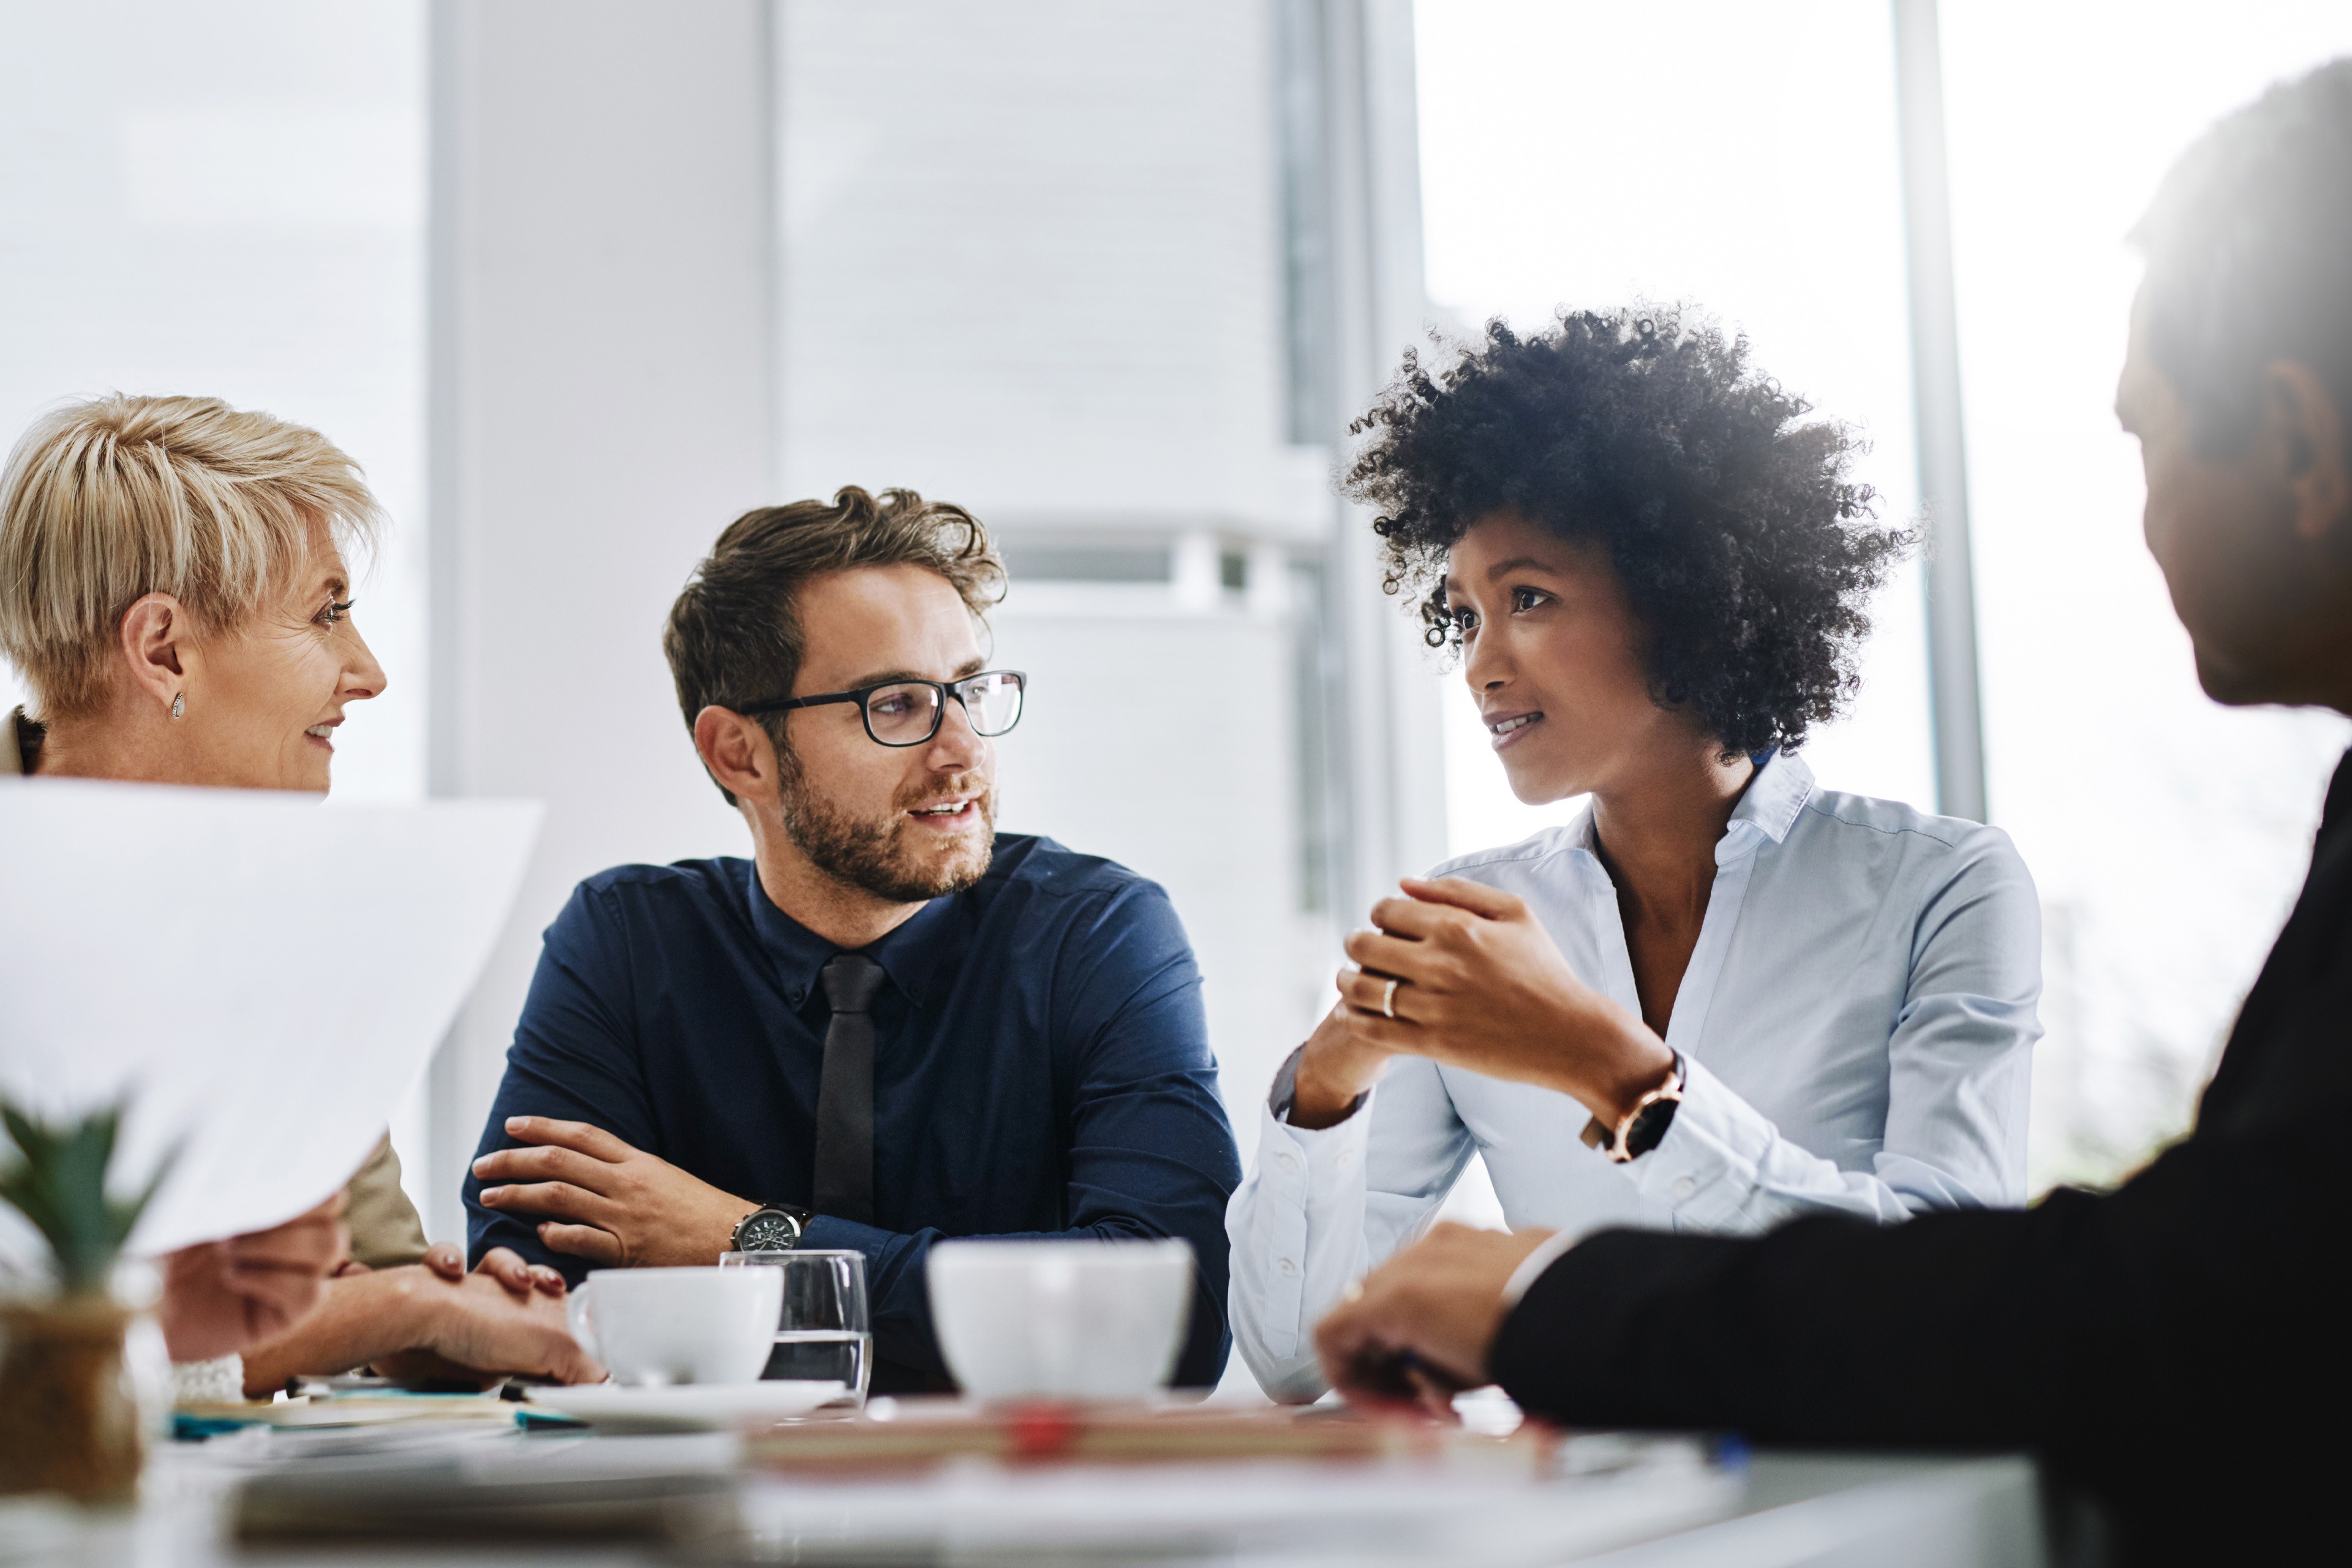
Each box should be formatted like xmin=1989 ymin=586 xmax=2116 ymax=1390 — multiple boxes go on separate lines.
xmin=463 ymin=486 xmax=1242 ymax=1393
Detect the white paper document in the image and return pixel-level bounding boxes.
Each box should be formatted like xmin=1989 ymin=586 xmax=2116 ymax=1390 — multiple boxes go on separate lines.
xmin=0 ymin=780 xmax=539 ymax=1257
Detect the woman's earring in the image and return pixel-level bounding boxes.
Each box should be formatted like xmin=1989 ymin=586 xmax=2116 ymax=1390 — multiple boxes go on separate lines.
xmin=170 ymin=692 xmax=185 ymax=720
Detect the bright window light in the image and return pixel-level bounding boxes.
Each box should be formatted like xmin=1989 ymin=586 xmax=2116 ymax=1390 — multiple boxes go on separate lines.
xmin=1416 ymin=0 xmax=2352 ymax=1194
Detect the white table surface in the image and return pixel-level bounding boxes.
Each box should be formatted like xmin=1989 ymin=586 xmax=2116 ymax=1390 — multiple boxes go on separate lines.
xmin=0 ymin=1425 xmax=2046 ymax=1567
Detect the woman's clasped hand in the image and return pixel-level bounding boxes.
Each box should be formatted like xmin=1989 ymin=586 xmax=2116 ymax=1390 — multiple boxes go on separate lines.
xmin=1329 ymin=875 xmax=1678 ymax=1124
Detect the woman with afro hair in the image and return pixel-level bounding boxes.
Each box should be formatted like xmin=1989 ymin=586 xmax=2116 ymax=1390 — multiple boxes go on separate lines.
xmin=1229 ymin=307 xmax=2041 ymax=1402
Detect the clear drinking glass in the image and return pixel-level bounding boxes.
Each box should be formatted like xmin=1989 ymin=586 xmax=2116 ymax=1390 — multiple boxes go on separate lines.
xmin=717 ymin=1248 xmax=871 ymax=1411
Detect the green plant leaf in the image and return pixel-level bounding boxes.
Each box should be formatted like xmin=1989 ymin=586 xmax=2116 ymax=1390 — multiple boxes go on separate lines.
xmin=0 ymin=1096 xmax=174 ymax=1295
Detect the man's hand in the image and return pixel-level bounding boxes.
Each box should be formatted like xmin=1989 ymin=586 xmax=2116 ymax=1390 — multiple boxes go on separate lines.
xmin=157 ymin=1191 xmax=349 ymax=1363
xmin=1335 ymin=877 xmax=1676 ymax=1123
xmin=472 ymin=1117 xmax=753 ymax=1268
xmin=1314 ymin=1223 xmax=1555 ymax=1414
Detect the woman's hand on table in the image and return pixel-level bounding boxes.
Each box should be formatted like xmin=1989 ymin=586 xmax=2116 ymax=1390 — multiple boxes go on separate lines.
xmin=394 ymin=1268 xmax=603 ymax=1385
xmin=243 ymin=1253 xmax=599 ymax=1393
xmin=1335 ymin=876 xmax=1677 ymax=1125
xmin=157 ymin=1191 xmax=350 ymax=1363
xmin=1314 ymin=1223 xmax=1555 ymax=1415
xmin=472 ymin=1117 xmax=755 ymax=1268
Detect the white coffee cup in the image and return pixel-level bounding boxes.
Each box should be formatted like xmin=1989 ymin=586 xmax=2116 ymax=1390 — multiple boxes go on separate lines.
xmin=565 ymin=1266 xmax=783 ymax=1387
xmin=926 ymin=1238 xmax=1194 ymax=1401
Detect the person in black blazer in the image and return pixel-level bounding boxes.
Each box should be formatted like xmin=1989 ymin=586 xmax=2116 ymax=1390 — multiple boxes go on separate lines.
xmin=1311 ymin=60 xmax=2352 ymax=1568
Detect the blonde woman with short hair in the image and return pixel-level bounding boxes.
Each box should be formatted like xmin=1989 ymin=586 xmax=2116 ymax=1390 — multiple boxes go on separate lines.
xmin=1 ymin=393 xmax=600 ymax=1396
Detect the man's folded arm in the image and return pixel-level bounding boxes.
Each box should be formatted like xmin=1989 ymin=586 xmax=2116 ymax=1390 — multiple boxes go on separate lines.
xmin=465 ymin=889 xmax=657 ymax=1281
xmin=1053 ymin=883 xmax=1244 ymax=1387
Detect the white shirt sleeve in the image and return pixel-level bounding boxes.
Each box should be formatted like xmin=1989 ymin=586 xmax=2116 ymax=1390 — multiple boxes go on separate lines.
xmin=1226 ymin=1054 xmax=1477 ymax=1401
xmin=1623 ymin=824 xmax=2041 ymax=1230
xmin=171 ymin=1353 xmax=245 ymax=1406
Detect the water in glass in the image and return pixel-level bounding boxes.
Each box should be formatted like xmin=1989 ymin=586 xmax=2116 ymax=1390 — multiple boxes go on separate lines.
xmin=764 ymin=1329 xmax=870 ymax=1398
xmin=719 ymin=1247 xmax=872 ymax=1410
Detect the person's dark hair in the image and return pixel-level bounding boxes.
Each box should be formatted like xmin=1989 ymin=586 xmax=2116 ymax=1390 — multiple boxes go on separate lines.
xmin=2133 ymin=59 xmax=2352 ymax=456
xmin=665 ymin=485 xmax=1005 ymax=804
xmin=1343 ymin=306 xmax=1903 ymax=759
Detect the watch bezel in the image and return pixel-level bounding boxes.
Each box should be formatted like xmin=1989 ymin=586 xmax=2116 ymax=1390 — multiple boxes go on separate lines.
xmin=730 ymin=1204 xmax=807 ymax=1253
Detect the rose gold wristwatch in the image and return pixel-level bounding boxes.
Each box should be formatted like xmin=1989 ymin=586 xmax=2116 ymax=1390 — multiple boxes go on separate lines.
xmin=1580 ymin=1051 xmax=1687 ymax=1164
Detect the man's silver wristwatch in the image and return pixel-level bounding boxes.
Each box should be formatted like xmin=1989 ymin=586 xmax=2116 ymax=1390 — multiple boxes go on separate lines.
xmin=729 ymin=1202 xmax=812 ymax=1253
xmin=1580 ymin=1052 xmax=1687 ymax=1164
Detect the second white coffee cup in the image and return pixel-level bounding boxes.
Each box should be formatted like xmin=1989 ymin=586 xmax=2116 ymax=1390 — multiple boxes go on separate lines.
xmin=927 ymin=1238 xmax=1194 ymax=1401
xmin=566 ymin=1265 xmax=783 ymax=1386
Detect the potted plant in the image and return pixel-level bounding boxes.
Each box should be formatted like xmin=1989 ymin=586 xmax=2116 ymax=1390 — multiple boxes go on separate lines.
xmin=0 ymin=1099 xmax=167 ymax=1504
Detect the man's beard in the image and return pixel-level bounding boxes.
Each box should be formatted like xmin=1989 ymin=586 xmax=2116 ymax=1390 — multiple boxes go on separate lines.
xmin=777 ymin=756 xmax=997 ymax=903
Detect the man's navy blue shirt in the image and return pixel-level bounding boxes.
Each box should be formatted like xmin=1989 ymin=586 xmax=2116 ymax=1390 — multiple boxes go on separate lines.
xmin=464 ymin=834 xmax=1242 ymax=1390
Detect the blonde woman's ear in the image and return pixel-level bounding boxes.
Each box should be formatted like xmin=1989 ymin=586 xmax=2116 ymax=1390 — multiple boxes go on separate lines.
xmin=114 ymin=592 xmax=189 ymax=716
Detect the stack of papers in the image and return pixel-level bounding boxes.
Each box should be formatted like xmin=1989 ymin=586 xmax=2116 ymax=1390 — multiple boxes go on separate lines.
xmin=0 ymin=780 xmax=538 ymax=1260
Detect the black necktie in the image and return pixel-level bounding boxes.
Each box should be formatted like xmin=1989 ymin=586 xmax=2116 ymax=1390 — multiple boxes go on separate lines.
xmin=813 ymin=952 xmax=886 ymax=1226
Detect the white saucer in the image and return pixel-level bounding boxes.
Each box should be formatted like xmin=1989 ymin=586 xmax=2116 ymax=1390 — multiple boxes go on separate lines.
xmin=522 ymin=1380 xmax=848 ymax=1433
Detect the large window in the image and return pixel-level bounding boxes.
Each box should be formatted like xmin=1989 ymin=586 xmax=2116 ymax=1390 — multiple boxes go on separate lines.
xmin=1939 ymin=2 xmax=2352 ymax=1185
xmin=1416 ymin=0 xmax=2352 ymax=1194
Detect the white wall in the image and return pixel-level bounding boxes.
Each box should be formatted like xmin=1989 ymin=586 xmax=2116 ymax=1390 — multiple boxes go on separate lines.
xmin=424 ymin=0 xmax=771 ymax=1238
xmin=774 ymin=0 xmax=1329 ymax=540
xmin=0 ymin=1 xmax=430 ymax=807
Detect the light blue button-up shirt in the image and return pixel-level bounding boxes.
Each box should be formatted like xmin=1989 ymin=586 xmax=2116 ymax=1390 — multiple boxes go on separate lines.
xmin=1227 ymin=749 xmax=2042 ymax=1401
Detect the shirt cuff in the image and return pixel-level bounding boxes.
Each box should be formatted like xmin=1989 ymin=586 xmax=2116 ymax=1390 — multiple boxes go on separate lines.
xmin=172 ymin=1354 xmax=245 ymax=1406
xmin=1501 ymin=1230 xmax=1578 ymax=1310
xmin=1258 ymin=1078 xmax=1378 ymax=1172
xmin=1268 ymin=1043 xmax=1367 ymax=1127
xmin=799 ymin=1213 xmax=895 ymax=1254
xmin=1621 ymin=1055 xmax=1779 ymax=1229
xmin=1246 ymin=1084 xmax=1378 ymax=1364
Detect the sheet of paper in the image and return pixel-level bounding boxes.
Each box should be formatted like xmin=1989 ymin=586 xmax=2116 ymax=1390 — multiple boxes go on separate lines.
xmin=0 ymin=779 xmax=540 ymax=1257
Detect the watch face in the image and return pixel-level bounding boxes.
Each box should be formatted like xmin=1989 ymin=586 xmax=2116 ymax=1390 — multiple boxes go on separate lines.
xmin=1624 ymin=1097 xmax=1682 ymax=1159
xmin=736 ymin=1210 xmax=801 ymax=1252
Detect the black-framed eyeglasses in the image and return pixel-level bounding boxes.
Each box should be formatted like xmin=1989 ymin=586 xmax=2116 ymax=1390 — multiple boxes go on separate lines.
xmin=737 ymin=669 xmax=1027 ymax=747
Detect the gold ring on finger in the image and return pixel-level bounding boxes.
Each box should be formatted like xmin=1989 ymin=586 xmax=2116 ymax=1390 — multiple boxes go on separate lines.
xmin=1381 ymin=977 xmax=1399 ymax=1019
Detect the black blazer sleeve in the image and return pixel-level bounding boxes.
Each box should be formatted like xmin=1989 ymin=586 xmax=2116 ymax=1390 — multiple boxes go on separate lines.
xmin=1490 ymin=789 xmax=2352 ymax=1566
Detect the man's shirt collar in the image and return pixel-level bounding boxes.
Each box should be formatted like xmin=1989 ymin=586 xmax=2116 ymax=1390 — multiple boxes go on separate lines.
xmin=745 ymin=864 xmax=958 ymax=1008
